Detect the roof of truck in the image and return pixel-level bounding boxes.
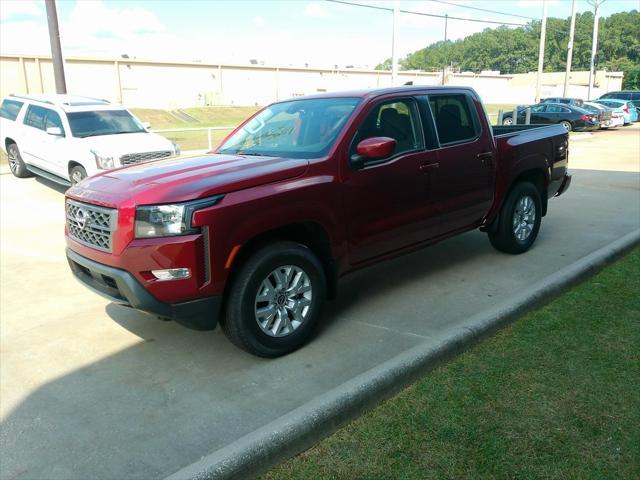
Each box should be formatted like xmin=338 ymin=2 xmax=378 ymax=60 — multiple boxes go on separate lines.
xmin=275 ymin=85 xmax=477 ymax=103
xmin=7 ymin=94 xmax=125 ymax=112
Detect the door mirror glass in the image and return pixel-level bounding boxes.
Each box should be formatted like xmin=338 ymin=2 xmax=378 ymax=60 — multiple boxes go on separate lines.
xmin=46 ymin=127 xmax=63 ymax=136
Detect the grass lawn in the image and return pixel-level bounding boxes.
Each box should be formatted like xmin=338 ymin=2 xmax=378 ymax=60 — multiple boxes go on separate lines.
xmin=262 ymin=248 xmax=640 ymax=480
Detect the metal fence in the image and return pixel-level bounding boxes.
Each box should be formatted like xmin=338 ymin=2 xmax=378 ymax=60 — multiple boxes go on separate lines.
xmin=151 ymin=126 xmax=235 ymax=152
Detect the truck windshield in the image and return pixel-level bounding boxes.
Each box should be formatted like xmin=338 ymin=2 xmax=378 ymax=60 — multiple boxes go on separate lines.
xmin=67 ymin=110 xmax=146 ymax=138
xmin=217 ymin=97 xmax=361 ymax=159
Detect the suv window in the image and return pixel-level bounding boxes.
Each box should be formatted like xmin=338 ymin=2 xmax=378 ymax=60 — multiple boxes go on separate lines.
xmin=23 ymin=105 xmax=48 ymax=130
xmin=44 ymin=109 xmax=65 ymax=135
xmin=0 ymin=99 xmax=24 ymax=121
xmin=429 ymin=94 xmax=478 ymax=145
xmin=354 ymin=98 xmax=423 ymax=157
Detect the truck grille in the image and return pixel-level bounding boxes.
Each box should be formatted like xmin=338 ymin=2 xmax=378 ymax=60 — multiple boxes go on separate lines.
xmin=120 ymin=150 xmax=172 ymax=165
xmin=66 ymin=199 xmax=117 ymax=253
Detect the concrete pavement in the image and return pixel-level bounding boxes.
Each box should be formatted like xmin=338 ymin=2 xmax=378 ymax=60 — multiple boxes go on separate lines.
xmin=1 ymin=124 xmax=639 ymax=480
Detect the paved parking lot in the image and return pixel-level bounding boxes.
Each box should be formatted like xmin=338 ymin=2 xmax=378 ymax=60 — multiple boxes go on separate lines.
xmin=1 ymin=124 xmax=639 ymax=480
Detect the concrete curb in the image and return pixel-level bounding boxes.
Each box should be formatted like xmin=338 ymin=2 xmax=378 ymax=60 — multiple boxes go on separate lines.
xmin=166 ymin=229 xmax=640 ymax=480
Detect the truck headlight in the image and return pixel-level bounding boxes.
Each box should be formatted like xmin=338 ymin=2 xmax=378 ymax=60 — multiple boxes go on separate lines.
xmin=135 ymin=204 xmax=195 ymax=238
xmin=134 ymin=196 xmax=224 ymax=239
xmin=91 ymin=149 xmax=115 ymax=169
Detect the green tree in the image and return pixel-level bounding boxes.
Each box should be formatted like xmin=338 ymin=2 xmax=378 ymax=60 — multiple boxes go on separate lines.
xmin=376 ymin=10 xmax=639 ymax=86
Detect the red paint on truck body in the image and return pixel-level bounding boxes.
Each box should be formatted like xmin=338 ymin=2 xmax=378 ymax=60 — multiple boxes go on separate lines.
xmin=66 ymin=87 xmax=570 ymax=316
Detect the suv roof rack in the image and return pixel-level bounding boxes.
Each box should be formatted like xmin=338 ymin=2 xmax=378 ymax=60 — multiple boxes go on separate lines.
xmin=8 ymin=94 xmax=111 ymax=107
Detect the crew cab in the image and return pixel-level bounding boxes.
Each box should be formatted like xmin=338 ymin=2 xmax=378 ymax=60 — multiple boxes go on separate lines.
xmin=0 ymin=94 xmax=179 ymax=186
xmin=65 ymin=87 xmax=571 ymax=357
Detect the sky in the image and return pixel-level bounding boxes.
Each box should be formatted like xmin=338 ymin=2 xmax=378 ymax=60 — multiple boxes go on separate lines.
xmin=0 ymin=0 xmax=638 ymax=69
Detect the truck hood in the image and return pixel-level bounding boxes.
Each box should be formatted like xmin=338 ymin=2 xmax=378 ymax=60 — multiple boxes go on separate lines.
xmin=67 ymin=154 xmax=309 ymax=207
xmin=78 ymin=131 xmax=174 ymax=157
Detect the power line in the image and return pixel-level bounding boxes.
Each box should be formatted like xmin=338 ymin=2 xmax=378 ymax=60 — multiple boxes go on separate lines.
xmin=427 ymin=0 xmax=538 ymax=21
xmin=326 ymin=0 xmax=529 ymax=27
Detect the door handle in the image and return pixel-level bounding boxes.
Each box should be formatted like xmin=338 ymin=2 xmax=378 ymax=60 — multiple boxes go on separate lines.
xmin=419 ymin=162 xmax=439 ymax=171
xmin=477 ymin=152 xmax=493 ymax=163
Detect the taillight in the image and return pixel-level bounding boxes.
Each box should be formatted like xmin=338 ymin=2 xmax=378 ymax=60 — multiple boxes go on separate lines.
xmin=623 ymin=106 xmax=629 ymax=113
xmin=580 ymin=115 xmax=592 ymax=121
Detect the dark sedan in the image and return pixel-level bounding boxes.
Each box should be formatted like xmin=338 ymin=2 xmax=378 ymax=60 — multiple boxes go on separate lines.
xmin=502 ymin=102 xmax=600 ymax=132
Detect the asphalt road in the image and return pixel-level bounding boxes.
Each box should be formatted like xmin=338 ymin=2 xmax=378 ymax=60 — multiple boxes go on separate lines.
xmin=1 ymin=124 xmax=639 ymax=480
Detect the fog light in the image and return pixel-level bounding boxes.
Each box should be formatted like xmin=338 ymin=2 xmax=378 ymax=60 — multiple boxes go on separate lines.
xmin=151 ymin=268 xmax=191 ymax=281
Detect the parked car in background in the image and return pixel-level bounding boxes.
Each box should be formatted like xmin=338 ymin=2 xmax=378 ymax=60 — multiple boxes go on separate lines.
xmin=65 ymin=86 xmax=571 ymax=357
xmin=541 ymin=97 xmax=584 ymax=107
xmin=502 ymin=102 xmax=599 ymax=132
xmin=593 ymin=98 xmax=639 ymax=125
xmin=582 ymin=101 xmax=621 ymax=129
xmin=0 ymin=94 xmax=180 ymax=186
xmin=598 ymin=90 xmax=640 ymax=111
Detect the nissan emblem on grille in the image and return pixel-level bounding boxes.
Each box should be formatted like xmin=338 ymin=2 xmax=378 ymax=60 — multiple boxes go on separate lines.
xmin=66 ymin=199 xmax=117 ymax=253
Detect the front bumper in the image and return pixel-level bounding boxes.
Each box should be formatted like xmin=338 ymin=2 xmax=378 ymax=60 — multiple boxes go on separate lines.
xmin=67 ymin=248 xmax=221 ymax=330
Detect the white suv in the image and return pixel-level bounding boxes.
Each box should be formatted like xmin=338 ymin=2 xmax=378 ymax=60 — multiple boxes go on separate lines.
xmin=0 ymin=94 xmax=179 ymax=185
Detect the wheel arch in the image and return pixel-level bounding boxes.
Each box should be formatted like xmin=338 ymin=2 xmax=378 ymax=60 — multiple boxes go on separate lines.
xmin=224 ymin=221 xmax=338 ymax=301
xmin=5 ymin=137 xmax=16 ymax=149
xmin=510 ymin=168 xmax=548 ymax=217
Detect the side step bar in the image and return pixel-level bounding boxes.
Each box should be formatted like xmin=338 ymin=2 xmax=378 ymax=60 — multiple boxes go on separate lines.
xmin=26 ymin=165 xmax=71 ymax=187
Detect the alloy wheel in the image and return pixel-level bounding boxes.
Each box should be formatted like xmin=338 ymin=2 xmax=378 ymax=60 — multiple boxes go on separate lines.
xmin=254 ymin=265 xmax=313 ymax=337
xmin=512 ymin=195 xmax=536 ymax=242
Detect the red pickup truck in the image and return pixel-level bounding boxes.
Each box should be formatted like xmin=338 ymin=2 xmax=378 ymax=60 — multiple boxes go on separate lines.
xmin=65 ymin=87 xmax=571 ymax=357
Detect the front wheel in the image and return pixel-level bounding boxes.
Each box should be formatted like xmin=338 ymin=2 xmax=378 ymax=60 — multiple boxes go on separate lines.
xmin=6 ymin=143 xmax=31 ymax=178
xmin=222 ymin=241 xmax=326 ymax=357
xmin=488 ymin=182 xmax=542 ymax=254
xmin=70 ymin=165 xmax=87 ymax=185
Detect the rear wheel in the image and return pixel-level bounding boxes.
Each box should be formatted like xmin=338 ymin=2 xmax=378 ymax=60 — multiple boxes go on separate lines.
xmin=488 ymin=182 xmax=542 ymax=254
xmin=70 ymin=165 xmax=87 ymax=185
xmin=502 ymin=116 xmax=513 ymax=126
xmin=222 ymin=241 xmax=326 ymax=357
xmin=6 ymin=143 xmax=31 ymax=178
xmin=560 ymin=120 xmax=572 ymax=132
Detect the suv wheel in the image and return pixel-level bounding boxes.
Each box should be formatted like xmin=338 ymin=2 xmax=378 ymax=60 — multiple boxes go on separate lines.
xmin=222 ymin=241 xmax=326 ymax=357
xmin=70 ymin=165 xmax=87 ymax=185
xmin=6 ymin=143 xmax=31 ymax=178
xmin=488 ymin=181 xmax=542 ymax=254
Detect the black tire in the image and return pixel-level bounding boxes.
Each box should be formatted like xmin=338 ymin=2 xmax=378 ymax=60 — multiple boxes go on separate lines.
xmin=222 ymin=241 xmax=326 ymax=357
xmin=560 ymin=120 xmax=572 ymax=132
xmin=488 ymin=182 xmax=542 ymax=254
xmin=6 ymin=143 xmax=31 ymax=178
xmin=70 ymin=165 xmax=87 ymax=185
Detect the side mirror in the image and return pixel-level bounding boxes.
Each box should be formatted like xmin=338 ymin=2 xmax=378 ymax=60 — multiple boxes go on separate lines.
xmin=350 ymin=137 xmax=396 ymax=169
xmin=142 ymin=121 xmax=151 ymax=130
xmin=46 ymin=127 xmax=63 ymax=136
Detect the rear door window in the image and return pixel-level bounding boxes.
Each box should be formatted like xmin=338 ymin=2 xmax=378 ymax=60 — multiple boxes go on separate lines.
xmin=23 ymin=105 xmax=48 ymax=131
xmin=44 ymin=109 xmax=65 ymax=135
xmin=429 ymin=94 xmax=479 ymax=145
xmin=0 ymin=99 xmax=24 ymax=121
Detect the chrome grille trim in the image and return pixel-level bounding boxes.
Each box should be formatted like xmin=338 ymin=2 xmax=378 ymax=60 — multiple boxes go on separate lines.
xmin=66 ymin=199 xmax=118 ymax=253
xmin=120 ymin=150 xmax=172 ymax=165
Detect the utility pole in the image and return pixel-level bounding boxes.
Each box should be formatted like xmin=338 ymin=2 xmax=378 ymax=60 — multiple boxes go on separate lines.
xmin=534 ymin=0 xmax=548 ymax=104
xmin=45 ymin=0 xmax=67 ymax=94
xmin=391 ymin=0 xmax=399 ymax=86
xmin=442 ymin=14 xmax=448 ymax=86
xmin=587 ymin=0 xmax=605 ymax=100
xmin=563 ymin=0 xmax=577 ymax=97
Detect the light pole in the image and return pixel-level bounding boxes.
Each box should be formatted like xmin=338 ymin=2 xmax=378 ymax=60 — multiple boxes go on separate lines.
xmin=391 ymin=0 xmax=399 ymax=86
xmin=587 ymin=0 xmax=605 ymax=100
xmin=534 ymin=0 xmax=548 ymax=103
xmin=563 ymin=0 xmax=577 ymax=97
xmin=45 ymin=0 xmax=67 ymax=94
xmin=442 ymin=14 xmax=448 ymax=86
